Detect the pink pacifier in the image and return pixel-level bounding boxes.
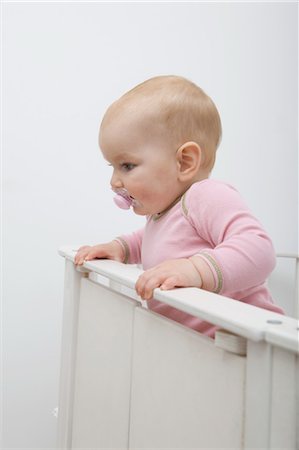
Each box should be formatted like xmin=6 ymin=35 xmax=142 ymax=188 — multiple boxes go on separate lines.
xmin=113 ymin=188 xmax=134 ymax=210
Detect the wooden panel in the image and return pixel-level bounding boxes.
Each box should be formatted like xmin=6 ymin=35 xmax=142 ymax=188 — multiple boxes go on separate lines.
xmin=129 ymin=308 xmax=246 ymax=450
xmin=71 ymin=278 xmax=138 ymax=449
xmin=245 ymin=341 xmax=298 ymax=449
xmin=270 ymin=348 xmax=297 ymax=449
xmin=244 ymin=341 xmax=273 ymax=449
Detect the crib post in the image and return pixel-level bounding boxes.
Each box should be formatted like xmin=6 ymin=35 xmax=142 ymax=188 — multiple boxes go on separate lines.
xmin=56 ymin=259 xmax=89 ymax=449
xmin=295 ymin=257 xmax=299 ymax=319
xmin=244 ymin=341 xmax=273 ymax=448
xmin=244 ymin=339 xmax=298 ymax=449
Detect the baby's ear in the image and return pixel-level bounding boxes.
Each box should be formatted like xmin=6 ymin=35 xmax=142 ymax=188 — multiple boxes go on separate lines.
xmin=176 ymin=141 xmax=202 ymax=181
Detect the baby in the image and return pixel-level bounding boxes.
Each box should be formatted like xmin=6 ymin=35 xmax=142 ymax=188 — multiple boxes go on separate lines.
xmin=75 ymin=75 xmax=284 ymax=337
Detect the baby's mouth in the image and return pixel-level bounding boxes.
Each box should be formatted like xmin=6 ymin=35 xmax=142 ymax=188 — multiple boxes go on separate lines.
xmin=113 ymin=188 xmax=138 ymax=210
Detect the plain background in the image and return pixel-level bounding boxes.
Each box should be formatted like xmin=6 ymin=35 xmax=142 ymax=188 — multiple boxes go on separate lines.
xmin=2 ymin=2 xmax=298 ymax=448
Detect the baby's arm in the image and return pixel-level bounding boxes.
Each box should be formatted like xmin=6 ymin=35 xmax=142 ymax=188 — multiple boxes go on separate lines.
xmin=136 ymin=181 xmax=276 ymax=301
xmin=135 ymin=257 xmax=214 ymax=300
xmin=74 ymin=227 xmax=144 ymax=266
xmin=186 ymin=182 xmax=276 ymax=297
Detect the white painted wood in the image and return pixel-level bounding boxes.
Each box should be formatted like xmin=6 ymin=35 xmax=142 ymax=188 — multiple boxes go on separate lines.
xmin=296 ymin=256 xmax=299 ymax=319
xmin=215 ymin=329 xmax=247 ymax=356
xmin=129 ymin=307 xmax=246 ymax=450
xmin=270 ymin=347 xmax=297 ymax=449
xmin=153 ymin=288 xmax=297 ymax=346
xmin=296 ymin=356 xmax=299 ymax=450
xmin=109 ymin=279 xmax=122 ymax=292
xmin=265 ymin=320 xmax=299 ymax=353
xmin=245 ymin=341 xmax=298 ymax=450
xmin=276 ymin=253 xmax=299 ymax=259
xmin=268 ymin=254 xmax=298 ymax=317
xmin=59 ymin=246 xmax=299 ymax=350
xmin=56 ymin=259 xmax=88 ymax=449
xmin=58 ymin=247 xmax=299 ymax=450
xmin=244 ymin=341 xmax=273 ymax=449
xmin=71 ymin=278 xmax=138 ymax=449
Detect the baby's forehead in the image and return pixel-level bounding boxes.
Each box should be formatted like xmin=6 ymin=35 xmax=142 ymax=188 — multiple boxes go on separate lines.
xmin=104 ymin=94 xmax=160 ymax=124
xmin=99 ymin=105 xmax=176 ymax=156
xmin=101 ymin=99 xmax=165 ymax=142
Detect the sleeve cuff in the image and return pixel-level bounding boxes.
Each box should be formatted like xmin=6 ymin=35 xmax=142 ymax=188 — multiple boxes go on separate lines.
xmin=194 ymin=252 xmax=224 ymax=294
xmin=114 ymin=237 xmax=130 ymax=264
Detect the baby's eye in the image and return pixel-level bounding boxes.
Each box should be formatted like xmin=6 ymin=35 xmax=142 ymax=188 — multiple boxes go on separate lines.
xmin=121 ymin=163 xmax=136 ymax=171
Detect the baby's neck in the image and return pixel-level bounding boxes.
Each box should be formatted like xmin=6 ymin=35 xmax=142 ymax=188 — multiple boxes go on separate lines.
xmin=152 ymin=178 xmax=207 ymax=221
xmin=152 ymin=193 xmax=183 ymax=221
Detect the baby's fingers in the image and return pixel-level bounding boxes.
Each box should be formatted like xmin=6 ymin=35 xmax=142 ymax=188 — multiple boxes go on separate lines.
xmin=136 ymin=272 xmax=164 ymax=300
xmin=77 ymin=245 xmax=91 ymax=253
xmin=74 ymin=249 xmax=90 ymax=265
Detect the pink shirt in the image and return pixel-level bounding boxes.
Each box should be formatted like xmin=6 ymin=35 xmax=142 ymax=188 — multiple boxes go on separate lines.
xmin=117 ymin=179 xmax=284 ymax=337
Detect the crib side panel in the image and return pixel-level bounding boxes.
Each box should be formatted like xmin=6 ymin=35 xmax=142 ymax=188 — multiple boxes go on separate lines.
xmin=129 ymin=307 xmax=246 ymax=450
xmin=71 ymin=278 xmax=138 ymax=450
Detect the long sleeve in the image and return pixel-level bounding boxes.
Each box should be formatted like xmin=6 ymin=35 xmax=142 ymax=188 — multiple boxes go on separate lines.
xmin=185 ymin=180 xmax=276 ymax=297
xmin=115 ymin=227 xmax=144 ymax=264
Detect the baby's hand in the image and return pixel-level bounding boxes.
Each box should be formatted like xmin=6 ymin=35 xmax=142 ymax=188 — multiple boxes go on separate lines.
xmin=135 ymin=258 xmax=203 ymax=300
xmin=74 ymin=241 xmax=124 ymax=266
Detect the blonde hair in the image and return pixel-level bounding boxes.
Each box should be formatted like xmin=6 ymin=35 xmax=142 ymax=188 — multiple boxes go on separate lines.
xmin=101 ymin=75 xmax=222 ymax=172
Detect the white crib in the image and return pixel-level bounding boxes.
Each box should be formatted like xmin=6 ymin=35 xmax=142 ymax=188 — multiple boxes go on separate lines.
xmin=57 ymin=246 xmax=299 ymax=450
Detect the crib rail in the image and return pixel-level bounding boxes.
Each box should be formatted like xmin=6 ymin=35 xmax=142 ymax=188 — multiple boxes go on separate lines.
xmin=59 ymin=246 xmax=298 ymax=351
xmin=57 ymin=245 xmax=299 ymax=450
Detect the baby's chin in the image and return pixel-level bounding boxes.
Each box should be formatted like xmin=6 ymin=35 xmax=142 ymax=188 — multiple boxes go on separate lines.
xmin=132 ymin=203 xmax=155 ymax=216
xmin=132 ymin=206 xmax=148 ymax=216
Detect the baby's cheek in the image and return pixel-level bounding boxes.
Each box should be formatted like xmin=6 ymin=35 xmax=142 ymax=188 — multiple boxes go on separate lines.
xmin=136 ymin=185 xmax=155 ymax=202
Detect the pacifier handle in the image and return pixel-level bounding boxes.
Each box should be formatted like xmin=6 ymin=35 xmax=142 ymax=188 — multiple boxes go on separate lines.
xmin=113 ymin=193 xmax=132 ymax=210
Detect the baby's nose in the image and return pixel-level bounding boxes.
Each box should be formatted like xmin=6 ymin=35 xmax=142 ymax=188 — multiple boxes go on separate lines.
xmin=110 ymin=171 xmax=123 ymax=189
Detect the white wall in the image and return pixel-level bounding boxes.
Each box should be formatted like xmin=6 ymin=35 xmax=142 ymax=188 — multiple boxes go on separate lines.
xmin=2 ymin=2 xmax=298 ymax=448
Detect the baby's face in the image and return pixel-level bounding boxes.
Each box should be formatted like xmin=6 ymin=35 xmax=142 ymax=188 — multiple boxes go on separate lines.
xmin=99 ymin=111 xmax=184 ymax=216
